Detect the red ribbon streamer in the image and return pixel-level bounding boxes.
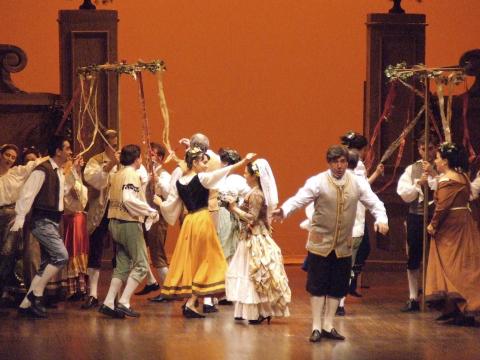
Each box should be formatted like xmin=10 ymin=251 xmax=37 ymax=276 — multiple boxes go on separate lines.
xmin=462 ymin=93 xmax=477 ymax=163
xmin=365 ymin=81 xmax=398 ymax=171
xmin=55 ymin=82 xmax=82 ymax=135
xmin=376 ymin=90 xmax=414 ymax=193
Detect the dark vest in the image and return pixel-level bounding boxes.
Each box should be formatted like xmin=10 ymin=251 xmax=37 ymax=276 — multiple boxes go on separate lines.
xmin=176 ymin=175 xmax=209 ymax=213
xmin=32 ymin=160 xmax=60 ymax=213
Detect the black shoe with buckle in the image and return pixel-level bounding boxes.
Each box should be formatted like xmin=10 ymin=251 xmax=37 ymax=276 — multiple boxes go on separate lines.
xmin=203 ymin=304 xmax=218 ymax=313
xmin=335 ymin=306 xmax=346 ymax=316
xmin=134 ymin=283 xmax=160 ymax=296
xmin=116 ymin=303 xmax=140 ymax=318
xmin=321 ymin=328 xmax=345 ymax=341
xmin=98 ymin=304 xmax=125 ymax=319
xmin=309 ymin=329 xmax=322 ymax=343
xmin=218 ymin=299 xmax=233 ymax=306
xmin=148 ymin=295 xmax=172 ymax=303
xmin=401 ymin=299 xmax=420 ymax=312
xmin=27 ymin=292 xmax=47 ymax=318
xmin=81 ymin=296 xmax=99 ymax=310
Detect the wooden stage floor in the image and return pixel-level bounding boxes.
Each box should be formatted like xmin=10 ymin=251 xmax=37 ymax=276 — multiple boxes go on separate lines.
xmin=0 ymin=267 xmax=479 ymax=360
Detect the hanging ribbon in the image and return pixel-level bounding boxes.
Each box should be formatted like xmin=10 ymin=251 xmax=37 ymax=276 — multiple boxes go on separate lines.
xmin=434 ymin=78 xmax=451 ymax=142
xmin=462 ymin=92 xmax=477 ymax=163
xmin=155 ymin=71 xmax=179 ymax=164
xmin=364 ymin=81 xmax=398 ymax=171
xmin=135 ymin=71 xmax=154 ymax=176
xmin=55 ymin=82 xmax=82 ymax=135
xmin=376 ymin=92 xmax=416 ymax=193
xmin=76 ymin=75 xmax=101 ymax=157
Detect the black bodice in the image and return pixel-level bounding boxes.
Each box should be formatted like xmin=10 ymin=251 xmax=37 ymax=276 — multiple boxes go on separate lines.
xmin=176 ymin=175 xmax=209 ymax=212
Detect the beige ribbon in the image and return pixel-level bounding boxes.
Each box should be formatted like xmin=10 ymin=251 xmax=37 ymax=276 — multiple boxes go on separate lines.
xmin=156 ymin=71 xmax=180 ymax=164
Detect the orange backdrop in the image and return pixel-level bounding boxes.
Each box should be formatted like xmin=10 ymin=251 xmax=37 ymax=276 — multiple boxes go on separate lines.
xmin=2 ymin=0 xmax=480 ymax=260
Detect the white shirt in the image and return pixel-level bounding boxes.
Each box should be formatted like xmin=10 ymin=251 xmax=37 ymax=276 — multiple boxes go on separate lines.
xmin=471 ymin=172 xmax=480 ymax=200
xmin=137 ymin=164 xmax=149 ymax=193
xmin=396 ymin=161 xmax=437 ymax=204
xmin=12 ymin=158 xmax=74 ymax=230
xmin=84 ymin=152 xmax=117 ymax=191
xmin=350 ymin=160 xmax=367 ymax=237
xmin=218 ymin=173 xmax=250 ymax=204
xmin=64 ymin=168 xmax=88 ymax=212
xmin=0 ymin=159 xmax=42 ymax=206
xmin=281 ymin=169 xmax=388 ymax=226
xmin=154 ymin=165 xmax=171 ymax=199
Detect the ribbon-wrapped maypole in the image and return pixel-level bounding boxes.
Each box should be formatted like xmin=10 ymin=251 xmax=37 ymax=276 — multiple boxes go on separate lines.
xmin=383 ymin=62 xmax=468 ymax=311
xmin=74 ymin=59 xmax=173 ymax=167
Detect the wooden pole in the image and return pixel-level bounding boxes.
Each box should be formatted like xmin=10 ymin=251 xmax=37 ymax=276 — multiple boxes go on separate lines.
xmin=421 ymin=76 xmax=430 ymax=312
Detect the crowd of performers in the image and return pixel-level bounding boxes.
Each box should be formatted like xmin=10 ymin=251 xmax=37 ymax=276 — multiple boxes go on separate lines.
xmin=0 ymin=129 xmax=479 ymax=343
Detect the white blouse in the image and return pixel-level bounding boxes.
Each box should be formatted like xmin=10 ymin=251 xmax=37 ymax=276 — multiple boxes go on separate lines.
xmin=218 ymin=173 xmax=251 ymax=204
xmin=0 ymin=159 xmax=43 ymax=207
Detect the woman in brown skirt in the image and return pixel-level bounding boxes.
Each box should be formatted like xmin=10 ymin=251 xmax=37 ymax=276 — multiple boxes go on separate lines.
xmin=426 ymin=142 xmax=480 ymax=326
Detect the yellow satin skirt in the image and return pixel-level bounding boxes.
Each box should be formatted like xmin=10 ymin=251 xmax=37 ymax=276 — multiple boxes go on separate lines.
xmin=161 ymin=209 xmax=227 ymax=298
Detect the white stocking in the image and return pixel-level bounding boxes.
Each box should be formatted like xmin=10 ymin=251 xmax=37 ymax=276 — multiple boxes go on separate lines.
xmin=323 ymin=297 xmax=340 ymax=332
xmin=19 ymin=275 xmax=41 ymax=308
xmin=119 ymin=276 xmax=140 ymax=308
xmin=103 ymin=278 xmax=123 ymax=309
xmin=407 ymin=269 xmax=420 ymax=300
xmin=146 ymin=266 xmax=157 ymax=285
xmin=157 ymin=266 xmax=168 ymax=286
xmin=87 ymin=268 xmax=100 ymax=298
xmin=33 ymin=264 xmax=61 ymax=297
xmin=204 ymin=297 xmax=214 ymax=306
xmin=310 ymin=296 xmax=326 ymax=331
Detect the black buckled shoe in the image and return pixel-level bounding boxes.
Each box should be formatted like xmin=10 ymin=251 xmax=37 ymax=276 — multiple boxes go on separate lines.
xmin=321 ymin=328 xmax=345 ymax=341
xmin=98 ymin=304 xmax=125 ymax=319
xmin=184 ymin=306 xmax=205 ymax=318
xmin=335 ymin=306 xmax=346 ymax=316
xmin=27 ymin=292 xmax=47 ymax=318
xmin=148 ymin=295 xmax=173 ymax=303
xmin=116 ymin=303 xmax=140 ymax=318
xmin=218 ymin=299 xmax=233 ymax=306
xmin=134 ymin=283 xmax=160 ymax=296
xmin=203 ymin=304 xmax=218 ymax=313
xmin=401 ymin=299 xmax=420 ymax=312
xmin=309 ymin=329 xmax=322 ymax=343
xmin=81 ymin=296 xmax=99 ymax=310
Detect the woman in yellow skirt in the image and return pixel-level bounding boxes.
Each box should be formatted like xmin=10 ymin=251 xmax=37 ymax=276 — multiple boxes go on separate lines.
xmin=155 ymin=147 xmax=255 ymax=318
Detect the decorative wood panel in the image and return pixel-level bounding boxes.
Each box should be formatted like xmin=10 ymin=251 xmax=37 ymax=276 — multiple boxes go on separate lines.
xmin=58 ymin=10 xmax=118 ymax=157
xmin=364 ymin=13 xmax=426 ymax=263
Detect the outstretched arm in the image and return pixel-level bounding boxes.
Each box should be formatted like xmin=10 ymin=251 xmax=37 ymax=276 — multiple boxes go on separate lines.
xmin=198 ymin=153 xmax=256 ymax=189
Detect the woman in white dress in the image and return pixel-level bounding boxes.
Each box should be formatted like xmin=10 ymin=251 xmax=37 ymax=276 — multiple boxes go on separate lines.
xmin=226 ymin=159 xmax=291 ymax=324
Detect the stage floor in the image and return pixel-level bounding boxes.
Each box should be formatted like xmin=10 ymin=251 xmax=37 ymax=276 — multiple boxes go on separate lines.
xmin=0 ymin=267 xmax=479 ymax=360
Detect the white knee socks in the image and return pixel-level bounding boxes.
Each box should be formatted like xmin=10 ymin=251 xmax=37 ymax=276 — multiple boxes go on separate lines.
xmin=103 ymin=278 xmax=123 ymax=309
xmin=157 ymin=266 xmax=168 ymax=286
xmin=33 ymin=264 xmax=61 ymax=297
xmin=323 ymin=297 xmax=340 ymax=332
xmin=310 ymin=296 xmax=326 ymax=331
xmin=119 ymin=276 xmax=140 ymax=308
xmin=87 ymin=268 xmax=100 ymax=298
xmin=407 ymin=269 xmax=420 ymax=300
xmin=19 ymin=275 xmax=42 ymax=308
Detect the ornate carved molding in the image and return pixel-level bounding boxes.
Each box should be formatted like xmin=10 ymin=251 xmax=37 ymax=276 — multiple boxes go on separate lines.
xmin=0 ymin=44 xmax=28 ymax=93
